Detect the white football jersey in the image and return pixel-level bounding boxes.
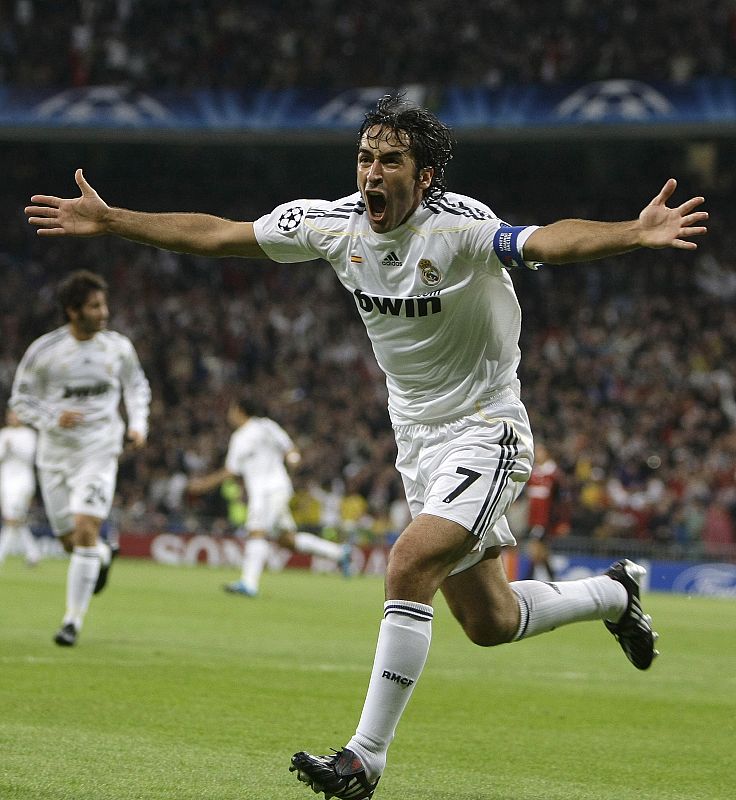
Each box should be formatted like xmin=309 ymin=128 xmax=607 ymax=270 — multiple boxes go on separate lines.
xmin=225 ymin=417 xmax=295 ymax=495
xmin=254 ymin=191 xmax=537 ymax=425
xmin=10 ymin=325 xmax=151 ymax=469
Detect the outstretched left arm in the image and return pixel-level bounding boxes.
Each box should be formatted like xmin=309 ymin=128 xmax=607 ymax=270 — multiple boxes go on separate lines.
xmin=523 ymin=179 xmax=708 ymax=265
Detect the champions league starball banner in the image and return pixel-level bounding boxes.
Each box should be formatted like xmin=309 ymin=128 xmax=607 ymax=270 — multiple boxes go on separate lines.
xmin=1 ymin=78 xmax=736 ymax=135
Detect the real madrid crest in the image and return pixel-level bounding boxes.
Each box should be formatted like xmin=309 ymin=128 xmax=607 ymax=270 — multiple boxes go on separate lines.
xmin=418 ymin=259 xmax=442 ymax=286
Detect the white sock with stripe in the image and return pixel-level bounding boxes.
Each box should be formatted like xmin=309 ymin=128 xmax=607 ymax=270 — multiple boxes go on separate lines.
xmin=63 ymin=546 xmax=101 ymax=630
xmin=293 ymin=531 xmax=344 ymax=561
xmin=511 ymin=576 xmax=627 ymax=640
xmin=345 ymin=600 xmax=433 ymax=781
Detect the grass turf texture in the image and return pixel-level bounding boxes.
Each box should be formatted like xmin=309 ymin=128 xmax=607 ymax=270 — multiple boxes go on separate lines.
xmin=1 ymin=557 xmax=734 ymax=800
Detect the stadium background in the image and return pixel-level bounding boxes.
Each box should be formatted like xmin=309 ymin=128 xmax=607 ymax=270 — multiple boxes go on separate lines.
xmin=1 ymin=1 xmax=736 ymax=589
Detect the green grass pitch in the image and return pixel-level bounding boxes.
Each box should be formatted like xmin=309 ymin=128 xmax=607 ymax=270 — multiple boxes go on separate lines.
xmin=1 ymin=556 xmax=734 ymax=800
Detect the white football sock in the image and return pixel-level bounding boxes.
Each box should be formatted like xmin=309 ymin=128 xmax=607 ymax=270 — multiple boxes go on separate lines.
xmin=511 ymin=576 xmax=627 ymax=640
xmin=19 ymin=525 xmax=40 ymax=564
xmin=346 ymin=600 xmax=433 ymax=781
xmin=63 ymin=546 xmax=101 ymax=630
xmin=293 ymin=531 xmax=344 ymax=561
xmin=0 ymin=523 xmax=18 ymax=563
xmin=96 ymin=539 xmax=112 ymax=567
xmin=240 ymin=537 xmax=271 ymax=593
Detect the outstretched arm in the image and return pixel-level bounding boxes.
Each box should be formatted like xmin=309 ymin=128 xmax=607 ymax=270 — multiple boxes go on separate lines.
xmin=25 ymin=169 xmax=267 ymax=259
xmin=523 ymin=179 xmax=708 ymax=264
xmin=187 ymin=467 xmax=235 ymax=495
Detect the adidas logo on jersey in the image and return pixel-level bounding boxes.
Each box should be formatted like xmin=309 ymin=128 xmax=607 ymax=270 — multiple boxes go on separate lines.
xmin=381 ymin=251 xmax=403 ymax=267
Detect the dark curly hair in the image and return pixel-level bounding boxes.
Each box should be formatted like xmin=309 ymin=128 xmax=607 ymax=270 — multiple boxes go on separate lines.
xmin=231 ymin=395 xmax=263 ymax=418
xmin=358 ymin=94 xmax=455 ymax=204
xmin=57 ymin=270 xmax=108 ymax=321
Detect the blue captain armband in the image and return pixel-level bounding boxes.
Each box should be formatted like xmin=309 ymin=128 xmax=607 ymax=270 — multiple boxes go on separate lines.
xmin=492 ymin=225 xmax=541 ymax=270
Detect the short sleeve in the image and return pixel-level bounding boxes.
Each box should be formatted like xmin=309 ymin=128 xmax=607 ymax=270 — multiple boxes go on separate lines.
xmin=459 ymin=208 xmax=541 ymax=271
xmin=253 ymin=200 xmax=322 ymax=264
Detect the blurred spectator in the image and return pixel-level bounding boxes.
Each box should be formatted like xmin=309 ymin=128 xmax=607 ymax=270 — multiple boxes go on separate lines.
xmin=1 ymin=1 xmax=735 ymax=91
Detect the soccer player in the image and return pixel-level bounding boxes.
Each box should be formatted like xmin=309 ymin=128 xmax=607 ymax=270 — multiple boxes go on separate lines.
xmin=0 ymin=409 xmax=40 ymax=567
xmin=187 ymin=396 xmax=352 ymax=595
xmin=24 ymin=95 xmax=707 ymax=798
xmin=10 ymin=270 xmax=151 ymax=647
xmin=522 ymin=442 xmax=565 ymax=581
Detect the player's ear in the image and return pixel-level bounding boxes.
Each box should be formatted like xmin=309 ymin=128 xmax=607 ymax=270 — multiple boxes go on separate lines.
xmin=418 ymin=167 xmax=434 ymax=190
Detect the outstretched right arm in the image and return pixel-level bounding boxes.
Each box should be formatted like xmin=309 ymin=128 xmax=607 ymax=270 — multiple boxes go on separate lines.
xmin=25 ymin=169 xmax=266 ymax=259
xmin=187 ymin=467 xmax=235 ymax=495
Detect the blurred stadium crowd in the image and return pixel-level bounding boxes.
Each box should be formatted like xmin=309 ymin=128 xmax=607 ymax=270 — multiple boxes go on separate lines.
xmin=2 ymin=0 xmax=736 ymax=89
xmin=1 ymin=0 xmax=735 ymax=559
xmin=2 ymin=136 xmax=735 ymax=560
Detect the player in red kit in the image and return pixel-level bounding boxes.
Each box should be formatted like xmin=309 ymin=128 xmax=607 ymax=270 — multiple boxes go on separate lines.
xmin=523 ymin=443 xmax=565 ymax=580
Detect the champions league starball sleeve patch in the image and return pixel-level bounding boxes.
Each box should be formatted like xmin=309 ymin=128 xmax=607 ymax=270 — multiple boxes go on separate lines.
xmin=277 ymin=205 xmax=305 ymax=233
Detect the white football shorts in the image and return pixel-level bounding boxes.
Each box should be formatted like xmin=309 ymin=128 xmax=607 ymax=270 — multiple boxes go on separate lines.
xmin=246 ymin=486 xmax=296 ymax=535
xmin=38 ymin=455 xmax=118 ymax=536
xmin=0 ymin=474 xmax=35 ymax=521
xmin=393 ymin=386 xmax=534 ymax=576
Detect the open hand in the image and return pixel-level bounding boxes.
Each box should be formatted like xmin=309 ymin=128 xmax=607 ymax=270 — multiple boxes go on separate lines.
xmin=638 ymin=178 xmax=708 ymax=250
xmin=25 ymin=169 xmax=109 ymax=237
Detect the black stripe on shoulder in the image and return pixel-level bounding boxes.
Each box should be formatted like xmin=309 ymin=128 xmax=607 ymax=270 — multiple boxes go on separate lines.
xmin=425 ymin=198 xmax=495 ymax=221
xmin=306 ymin=211 xmax=351 ymax=221
xmin=306 ymin=200 xmax=365 ymax=220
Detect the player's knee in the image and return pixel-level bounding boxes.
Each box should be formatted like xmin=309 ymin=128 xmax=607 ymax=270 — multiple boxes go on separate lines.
xmin=73 ymin=518 xmax=101 ymax=546
xmin=385 ymin=538 xmax=435 ymax=581
xmin=384 ymin=545 xmax=435 ymax=599
xmin=385 ymin=528 xmax=470 ymax=601
xmin=277 ymin=531 xmax=296 ymax=549
xmin=385 ymin=544 xmax=409 ymax=579
xmin=385 ymin=550 xmax=411 ymax=594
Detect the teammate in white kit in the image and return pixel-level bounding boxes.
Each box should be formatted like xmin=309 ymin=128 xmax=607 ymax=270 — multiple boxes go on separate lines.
xmin=25 ymin=95 xmax=708 ymax=797
xmin=10 ymin=270 xmax=150 ymax=647
xmin=188 ymin=396 xmax=352 ymax=596
xmin=0 ymin=409 xmax=40 ymax=567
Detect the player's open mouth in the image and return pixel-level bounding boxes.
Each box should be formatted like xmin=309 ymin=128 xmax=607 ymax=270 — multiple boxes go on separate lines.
xmin=366 ymin=191 xmax=387 ymax=221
